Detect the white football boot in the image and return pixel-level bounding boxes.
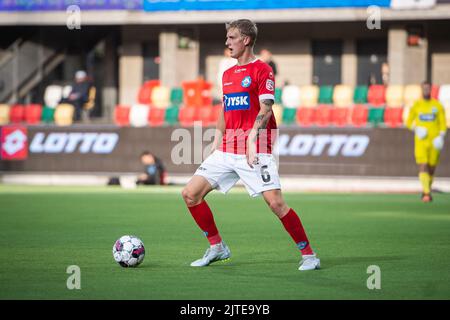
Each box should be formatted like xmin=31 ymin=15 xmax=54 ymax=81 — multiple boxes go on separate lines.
xmin=299 ymin=254 xmax=321 ymax=271
xmin=190 ymin=242 xmax=231 ymax=267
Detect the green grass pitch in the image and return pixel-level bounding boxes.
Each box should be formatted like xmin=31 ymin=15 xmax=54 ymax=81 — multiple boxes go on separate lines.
xmin=0 ymin=185 xmax=449 ymax=300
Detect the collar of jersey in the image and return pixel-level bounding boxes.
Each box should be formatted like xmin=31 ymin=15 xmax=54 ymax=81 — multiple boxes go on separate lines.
xmin=235 ymin=58 xmax=259 ymax=67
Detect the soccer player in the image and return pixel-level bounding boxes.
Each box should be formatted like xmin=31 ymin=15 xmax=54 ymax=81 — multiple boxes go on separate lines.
xmin=181 ymin=19 xmax=320 ymax=271
xmin=406 ymin=81 xmax=446 ymax=202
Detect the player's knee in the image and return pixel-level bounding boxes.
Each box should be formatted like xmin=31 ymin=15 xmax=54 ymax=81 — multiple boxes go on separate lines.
xmin=268 ymin=199 xmax=287 ymax=216
xmin=181 ymin=187 xmax=201 ymax=206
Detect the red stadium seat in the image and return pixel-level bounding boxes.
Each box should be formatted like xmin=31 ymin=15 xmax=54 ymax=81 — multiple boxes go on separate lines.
xmin=367 ymin=85 xmax=386 ymax=106
xmin=350 ymin=104 xmax=368 ymax=127
xmin=114 ymin=105 xmax=131 ymax=126
xmin=314 ymin=105 xmax=332 ymax=127
xmin=384 ymin=107 xmax=404 ymax=128
xmin=148 ymin=107 xmax=166 ymax=127
xmin=296 ymin=107 xmax=315 ymax=127
xmin=196 ymin=106 xmax=214 ymax=127
xmin=209 ymin=104 xmax=222 ymax=126
xmin=179 ymin=107 xmax=197 ymax=127
xmin=137 ymin=80 xmax=160 ymax=105
xmin=431 ymin=85 xmax=439 ymax=100
xmin=9 ymin=104 xmax=26 ymax=123
xmin=330 ymin=107 xmax=350 ymax=127
xmin=25 ymin=104 xmax=42 ymax=124
xmin=182 ymin=79 xmax=213 ymax=108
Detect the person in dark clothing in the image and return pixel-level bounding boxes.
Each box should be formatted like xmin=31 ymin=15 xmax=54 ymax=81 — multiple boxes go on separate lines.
xmin=260 ymin=49 xmax=278 ymax=76
xmin=136 ymin=151 xmax=166 ymax=185
xmin=65 ymin=70 xmax=91 ymax=121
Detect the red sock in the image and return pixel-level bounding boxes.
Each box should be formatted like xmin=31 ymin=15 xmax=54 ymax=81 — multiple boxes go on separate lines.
xmin=188 ymin=201 xmax=222 ymax=245
xmin=280 ymin=209 xmax=314 ymax=255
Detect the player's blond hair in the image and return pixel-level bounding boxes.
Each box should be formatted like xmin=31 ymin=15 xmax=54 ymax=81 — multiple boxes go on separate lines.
xmin=225 ymin=19 xmax=258 ymax=47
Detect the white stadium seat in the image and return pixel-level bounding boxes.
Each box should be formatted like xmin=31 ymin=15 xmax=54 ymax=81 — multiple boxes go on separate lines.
xmin=44 ymin=85 xmax=63 ymax=108
xmin=281 ymin=85 xmax=301 ymax=109
xmin=129 ymin=104 xmax=150 ymax=127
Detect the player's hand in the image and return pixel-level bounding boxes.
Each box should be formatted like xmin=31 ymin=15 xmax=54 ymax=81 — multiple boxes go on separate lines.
xmin=415 ymin=126 xmax=428 ymax=140
xmin=246 ymin=141 xmax=258 ymax=168
xmin=432 ymin=134 xmax=445 ymax=150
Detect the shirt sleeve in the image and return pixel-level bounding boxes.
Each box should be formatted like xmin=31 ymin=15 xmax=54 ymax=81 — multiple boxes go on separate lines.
xmin=406 ymin=102 xmax=417 ymax=130
xmin=437 ymin=101 xmax=447 ymax=134
xmin=257 ymin=64 xmax=275 ymax=101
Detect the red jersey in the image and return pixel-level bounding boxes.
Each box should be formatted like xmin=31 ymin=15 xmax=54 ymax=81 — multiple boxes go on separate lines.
xmin=219 ymin=59 xmax=277 ymax=154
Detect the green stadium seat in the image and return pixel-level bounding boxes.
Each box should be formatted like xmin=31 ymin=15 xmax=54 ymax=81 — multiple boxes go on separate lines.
xmin=282 ymin=107 xmax=296 ymax=125
xmin=170 ymin=88 xmax=183 ymax=105
xmin=368 ymin=106 xmax=385 ymax=127
xmin=275 ymin=88 xmax=282 ymax=104
xmin=165 ymin=105 xmax=179 ymax=125
xmin=354 ymin=86 xmax=368 ymax=104
xmin=318 ymin=86 xmax=333 ymax=104
xmin=41 ymin=106 xmax=55 ymax=123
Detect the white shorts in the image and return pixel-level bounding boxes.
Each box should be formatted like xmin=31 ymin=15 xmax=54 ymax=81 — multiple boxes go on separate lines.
xmin=194 ymin=150 xmax=281 ymax=197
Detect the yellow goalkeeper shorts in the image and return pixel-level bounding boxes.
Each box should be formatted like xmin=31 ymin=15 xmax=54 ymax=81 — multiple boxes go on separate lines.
xmin=415 ymin=138 xmax=441 ymax=166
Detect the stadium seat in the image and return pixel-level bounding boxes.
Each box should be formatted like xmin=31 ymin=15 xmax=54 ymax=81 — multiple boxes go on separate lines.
xmin=402 ymin=105 xmax=411 ymax=126
xmin=148 ymin=107 xmax=166 ymax=127
xmin=431 ymin=85 xmax=440 ymax=100
xmin=54 ymin=103 xmax=74 ymax=126
xmin=353 ymin=85 xmax=368 ymax=104
xmin=403 ymin=84 xmax=422 ymax=108
xmin=165 ymin=105 xmax=180 ymax=125
xmin=318 ymin=86 xmax=334 ymax=104
xmin=296 ymin=107 xmax=315 ymax=127
xmin=179 ymin=107 xmax=197 ymax=127
xmin=137 ymin=80 xmax=160 ymax=105
xmin=438 ymin=84 xmax=450 ymax=108
xmin=0 ymin=104 xmax=10 ymax=125
xmin=196 ymin=106 xmax=214 ymax=127
xmin=83 ymin=86 xmax=96 ymax=110
xmin=25 ymin=104 xmax=42 ymax=124
xmin=350 ymin=105 xmax=368 ymax=127
xmin=368 ymin=106 xmax=385 ymax=127
xmin=299 ymin=85 xmax=319 ymax=108
xmin=41 ymin=106 xmax=55 ymax=123
xmin=62 ymin=85 xmax=72 ymax=99
xmin=210 ymin=104 xmax=222 ymax=126
xmin=281 ymin=85 xmax=300 ymax=108
xmin=129 ymin=104 xmax=150 ymax=127
xmin=314 ymin=105 xmax=332 ymax=127
xmin=385 ymin=85 xmax=404 ymax=108
xmin=272 ymin=104 xmax=283 ymax=125
xmin=274 ymin=87 xmax=282 ymax=104
xmin=151 ymin=85 xmax=170 ymax=109
xmin=44 ymin=85 xmax=63 ymax=108
xmin=384 ymin=107 xmax=404 ymax=128
xmin=333 ymin=85 xmax=353 ymax=108
xmin=114 ymin=105 xmax=131 ymax=126
xmin=282 ymin=107 xmax=297 ymax=125
xmin=367 ymin=85 xmax=386 ymax=106
xmin=170 ymin=87 xmax=183 ymax=105
xmin=330 ymin=107 xmax=350 ymax=127
xmin=182 ymin=79 xmax=213 ymax=108
xmin=9 ymin=104 xmax=26 ymax=123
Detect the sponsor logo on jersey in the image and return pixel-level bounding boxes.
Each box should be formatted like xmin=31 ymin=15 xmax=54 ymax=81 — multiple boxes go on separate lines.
xmin=419 ymin=113 xmax=436 ymax=121
xmin=241 ymin=76 xmax=252 ymax=88
xmin=223 ymin=92 xmax=250 ymax=111
xmin=29 ymin=132 xmax=119 ymax=154
xmin=223 ymin=82 xmax=233 ymax=86
xmin=0 ymin=126 xmax=28 ymax=160
xmin=234 ymin=68 xmax=246 ymax=73
xmin=266 ymin=79 xmax=274 ymax=91
xmin=274 ymin=134 xmax=370 ymax=157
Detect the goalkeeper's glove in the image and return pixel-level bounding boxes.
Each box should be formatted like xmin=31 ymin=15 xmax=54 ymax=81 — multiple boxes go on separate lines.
xmin=414 ymin=126 xmax=428 ymax=140
xmin=432 ymin=133 xmax=445 ymax=151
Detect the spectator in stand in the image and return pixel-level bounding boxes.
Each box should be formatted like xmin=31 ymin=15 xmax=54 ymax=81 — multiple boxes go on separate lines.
xmin=259 ymin=48 xmax=278 ymax=76
xmin=62 ymin=70 xmax=93 ymax=122
xmin=136 ymin=151 xmax=167 ymax=186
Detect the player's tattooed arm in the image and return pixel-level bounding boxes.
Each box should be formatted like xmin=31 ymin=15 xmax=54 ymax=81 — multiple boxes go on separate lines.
xmin=249 ymin=99 xmax=274 ymax=143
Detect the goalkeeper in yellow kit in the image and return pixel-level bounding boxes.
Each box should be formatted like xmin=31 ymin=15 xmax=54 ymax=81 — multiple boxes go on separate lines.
xmin=406 ymin=81 xmax=447 ymax=203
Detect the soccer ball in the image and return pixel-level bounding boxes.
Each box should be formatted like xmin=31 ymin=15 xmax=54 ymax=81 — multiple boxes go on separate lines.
xmin=112 ymin=235 xmax=145 ymax=267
